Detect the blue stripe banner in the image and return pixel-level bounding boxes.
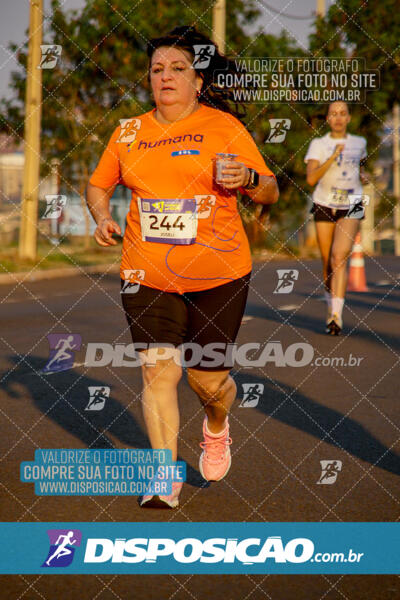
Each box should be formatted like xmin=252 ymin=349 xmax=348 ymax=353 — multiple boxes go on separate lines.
xmin=0 ymin=522 xmax=398 ymax=574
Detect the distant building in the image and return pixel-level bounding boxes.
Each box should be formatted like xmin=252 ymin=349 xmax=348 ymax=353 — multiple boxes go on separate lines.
xmin=0 ymin=152 xmax=24 ymax=206
xmin=0 ymin=134 xmax=23 ymax=207
xmin=0 ymin=133 xmax=23 ymax=154
xmin=0 ymin=152 xmax=57 ymax=208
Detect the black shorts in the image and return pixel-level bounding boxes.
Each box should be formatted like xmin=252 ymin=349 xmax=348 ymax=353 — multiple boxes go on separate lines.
xmin=121 ymin=273 xmax=251 ymax=371
xmin=311 ymin=203 xmax=365 ymax=222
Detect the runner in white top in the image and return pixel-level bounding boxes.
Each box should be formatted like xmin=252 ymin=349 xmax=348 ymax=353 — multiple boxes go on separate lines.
xmin=305 ymin=101 xmax=368 ymax=335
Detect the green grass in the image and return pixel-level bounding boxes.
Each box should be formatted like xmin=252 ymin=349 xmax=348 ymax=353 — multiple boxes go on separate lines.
xmin=0 ymin=237 xmax=312 ymax=275
xmin=0 ymin=240 xmax=122 ymax=273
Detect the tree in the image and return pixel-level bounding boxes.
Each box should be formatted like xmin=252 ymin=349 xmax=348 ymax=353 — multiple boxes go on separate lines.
xmin=309 ymin=1 xmax=400 ymax=227
xmin=1 ymin=0 xmax=309 ymax=250
xmin=1 ymin=0 xmax=264 ymax=244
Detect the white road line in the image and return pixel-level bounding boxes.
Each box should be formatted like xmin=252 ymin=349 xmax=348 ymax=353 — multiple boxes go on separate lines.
xmin=241 ymin=316 xmax=253 ymax=323
xmin=277 ymin=304 xmax=300 ymax=311
xmin=374 ymin=280 xmax=395 ymax=286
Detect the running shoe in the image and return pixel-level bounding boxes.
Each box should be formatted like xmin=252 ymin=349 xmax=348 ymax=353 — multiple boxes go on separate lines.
xmin=325 ymin=313 xmax=333 ymax=334
xmin=327 ymin=313 xmax=342 ymax=336
xmin=140 ymin=481 xmax=183 ymax=509
xmin=199 ymin=417 xmax=232 ymax=481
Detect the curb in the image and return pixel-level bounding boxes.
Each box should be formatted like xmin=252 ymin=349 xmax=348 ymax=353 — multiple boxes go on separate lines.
xmin=0 ymin=263 xmax=120 ymax=285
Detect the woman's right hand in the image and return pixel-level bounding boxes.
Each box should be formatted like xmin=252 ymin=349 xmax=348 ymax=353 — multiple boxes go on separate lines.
xmin=332 ymin=144 xmax=345 ymax=158
xmin=94 ymin=217 xmax=122 ymax=246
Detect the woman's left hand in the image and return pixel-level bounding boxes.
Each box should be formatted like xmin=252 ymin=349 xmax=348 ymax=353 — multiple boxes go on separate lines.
xmin=219 ymin=161 xmax=250 ymax=189
xmin=360 ymin=168 xmax=370 ymax=184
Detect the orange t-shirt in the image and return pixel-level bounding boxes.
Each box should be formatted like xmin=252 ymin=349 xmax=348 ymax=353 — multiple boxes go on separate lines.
xmin=89 ymin=104 xmax=275 ymax=293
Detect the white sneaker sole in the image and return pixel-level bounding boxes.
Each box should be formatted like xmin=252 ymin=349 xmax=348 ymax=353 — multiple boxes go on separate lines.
xmin=199 ymin=451 xmax=232 ymax=482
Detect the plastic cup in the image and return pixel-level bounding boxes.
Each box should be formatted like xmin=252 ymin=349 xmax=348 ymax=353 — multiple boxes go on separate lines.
xmin=215 ymin=153 xmax=237 ymax=184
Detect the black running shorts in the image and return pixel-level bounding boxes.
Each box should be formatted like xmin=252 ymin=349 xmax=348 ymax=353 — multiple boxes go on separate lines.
xmin=121 ymin=273 xmax=251 ymax=371
xmin=311 ymin=203 xmax=365 ymax=222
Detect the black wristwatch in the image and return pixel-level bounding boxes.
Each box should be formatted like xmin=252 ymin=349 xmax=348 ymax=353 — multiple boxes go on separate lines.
xmin=244 ymin=168 xmax=259 ymax=190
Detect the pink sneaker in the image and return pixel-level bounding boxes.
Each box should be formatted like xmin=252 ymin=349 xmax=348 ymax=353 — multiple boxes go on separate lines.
xmin=140 ymin=481 xmax=183 ymax=509
xmin=199 ymin=417 xmax=232 ymax=481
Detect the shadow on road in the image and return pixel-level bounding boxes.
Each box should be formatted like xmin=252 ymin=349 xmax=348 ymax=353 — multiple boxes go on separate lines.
xmin=234 ymin=371 xmax=400 ymax=476
xmin=1 ymin=355 xmax=204 ymax=487
xmin=245 ymin=300 xmax=323 ymax=336
xmin=297 ymin=289 xmax=400 ymax=317
xmin=245 ymin=299 xmax=400 ymax=351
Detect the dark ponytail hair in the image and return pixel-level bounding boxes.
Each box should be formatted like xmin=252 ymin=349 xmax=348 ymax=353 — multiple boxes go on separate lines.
xmin=147 ymin=25 xmax=246 ymax=120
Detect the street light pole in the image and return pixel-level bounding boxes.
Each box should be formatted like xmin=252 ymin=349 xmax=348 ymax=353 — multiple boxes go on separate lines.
xmin=316 ymin=0 xmax=326 ymax=18
xmin=18 ymin=0 xmax=43 ymax=260
xmin=212 ymin=0 xmax=226 ymax=54
xmin=393 ymin=103 xmax=400 ymax=255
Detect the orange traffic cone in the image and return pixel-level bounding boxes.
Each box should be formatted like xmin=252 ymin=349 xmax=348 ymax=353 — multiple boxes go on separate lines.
xmin=347 ymin=232 xmax=369 ymax=292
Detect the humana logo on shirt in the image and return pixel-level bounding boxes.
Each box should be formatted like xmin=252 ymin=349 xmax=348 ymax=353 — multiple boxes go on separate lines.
xmin=137 ymin=133 xmax=204 ymax=150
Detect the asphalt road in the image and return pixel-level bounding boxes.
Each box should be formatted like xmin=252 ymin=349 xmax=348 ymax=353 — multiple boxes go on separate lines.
xmin=0 ymin=256 xmax=399 ymax=599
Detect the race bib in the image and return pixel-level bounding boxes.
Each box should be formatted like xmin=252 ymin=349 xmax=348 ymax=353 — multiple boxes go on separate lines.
xmin=329 ymin=187 xmax=354 ymax=208
xmin=138 ymin=198 xmax=197 ymax=245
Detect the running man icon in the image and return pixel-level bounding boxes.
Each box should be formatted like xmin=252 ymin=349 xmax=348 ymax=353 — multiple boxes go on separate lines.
xmin=317 ymin=460 xmax=343 ymax=485
xmin=194 ymin=194 xmax=216 ymax=219
xmin=274 ymin=269 xmax=299 ymax=294
xmin=42 ymin=529 xmax=82 ymax=568
xmin=42 ymin=195 xmax=66 ymax=219
xmin=192 ymin=44 xmax=216 ymax=69
xmin=42 ymin=334 xmax=82 ymax=373
xmin=346 ymin=194 xmax=369 ymax=219
xmin=117 ymin=118 xmax=142 ymax=143
xmin=85 ymin=386 xmax=110 ymax=411
xmin=46 ymin=532 xmax=76 ymax=566
xmin=266 ymin=119 xmax=291 ymax=143
xmin=38 ymin=45 xmax=62 ymax=69
xmin=239 ymin=383 xmax=264 ymax=408
xmin=121 ymin=269 xmax=145 ymax=294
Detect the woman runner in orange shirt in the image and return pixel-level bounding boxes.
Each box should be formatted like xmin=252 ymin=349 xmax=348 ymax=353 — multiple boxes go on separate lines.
xmin=86 ymin=26 xmax=278 ymax=508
